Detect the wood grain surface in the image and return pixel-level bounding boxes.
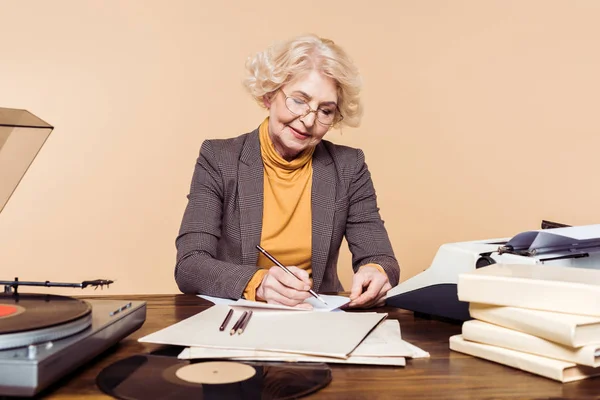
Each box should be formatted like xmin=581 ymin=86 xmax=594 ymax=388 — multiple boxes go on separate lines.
xmin=38 ymin=294 xmax=600 ymax=399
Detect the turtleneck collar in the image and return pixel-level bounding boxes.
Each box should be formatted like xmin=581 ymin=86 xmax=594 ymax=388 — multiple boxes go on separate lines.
xmin=259 ymin=118 xmax=314 ymax=171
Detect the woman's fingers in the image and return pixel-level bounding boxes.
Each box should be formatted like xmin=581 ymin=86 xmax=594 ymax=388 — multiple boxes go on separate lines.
xmin=259 ymin=266 xmax=312 ymax=306
xmin=347 ymin=268 xmax=392 ymax=309
xmin=269 ymin=266 xmax=311 ymax=290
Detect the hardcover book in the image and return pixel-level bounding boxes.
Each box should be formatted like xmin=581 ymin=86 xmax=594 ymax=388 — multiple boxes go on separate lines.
xmin=450 ymin=335 xmax=600 ymax=383
xmin=458 ymin=264 xmax=600 ymax=316
xmin=469 ymin=303 xmax=600 ymax=347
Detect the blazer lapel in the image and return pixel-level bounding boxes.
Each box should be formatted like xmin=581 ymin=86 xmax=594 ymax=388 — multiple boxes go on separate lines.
xmin=238 ymin=129 xmax=264 ymax=266
xmin=310 ymin=143 xmax=335 ymax=291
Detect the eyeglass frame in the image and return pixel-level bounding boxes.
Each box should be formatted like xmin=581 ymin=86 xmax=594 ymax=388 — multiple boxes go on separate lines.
xmin=278 ymin=89 xmax=344 ymax=126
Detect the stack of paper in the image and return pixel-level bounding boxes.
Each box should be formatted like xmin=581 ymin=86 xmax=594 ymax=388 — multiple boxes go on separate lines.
xmin=139 ymin=295 xmax=429 ymax=367
xmin=451 ymin=264 xmax=600 ymax=382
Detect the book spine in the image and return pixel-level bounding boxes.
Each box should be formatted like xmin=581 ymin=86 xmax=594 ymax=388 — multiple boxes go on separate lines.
xmin=468 ymin=304 xmax=576 ymax=347
xmin=458 ymin=275 xmax=600 ymax=317
xmin=450 ymin=335 xmax=566 ymax=381
xmin=462 ymin=320 xmax=599 ymax=367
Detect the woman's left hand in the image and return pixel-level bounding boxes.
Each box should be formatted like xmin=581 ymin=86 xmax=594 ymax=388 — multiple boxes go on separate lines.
xmin=346 ymin=266 xmax=392 ymax=309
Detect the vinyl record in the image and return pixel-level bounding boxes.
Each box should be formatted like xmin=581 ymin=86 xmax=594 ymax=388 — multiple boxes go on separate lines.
xmin=0 ymin=293 xmax=91 ymax=334
xmin=0 ymin=304 xmax=24 ymax=318
xmin=96 ymin=354 xmax=332 ymax=400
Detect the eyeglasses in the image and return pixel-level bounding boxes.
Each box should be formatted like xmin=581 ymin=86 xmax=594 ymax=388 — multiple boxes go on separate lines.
xmin=280 ymin=90 xmax=343 ymax=126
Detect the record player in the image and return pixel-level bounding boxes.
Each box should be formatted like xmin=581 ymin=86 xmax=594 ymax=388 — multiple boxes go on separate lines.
xmin=0 ymin=108 xmax=147 ymax=397
xmin=0 ymin=280 xmax=146 ymax=397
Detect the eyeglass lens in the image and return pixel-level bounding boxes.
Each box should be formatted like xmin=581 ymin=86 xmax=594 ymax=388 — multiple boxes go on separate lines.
xmin=284 ymin=97 xmax=338 ymax=125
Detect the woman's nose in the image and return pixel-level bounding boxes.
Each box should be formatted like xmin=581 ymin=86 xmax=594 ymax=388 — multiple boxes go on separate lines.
xmin=299 ymin=110 xmax=317 ymax=127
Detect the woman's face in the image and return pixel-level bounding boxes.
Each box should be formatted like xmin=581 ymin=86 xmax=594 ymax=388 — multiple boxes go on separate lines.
xmin=264 ymin=70 xmax=338 ymax=161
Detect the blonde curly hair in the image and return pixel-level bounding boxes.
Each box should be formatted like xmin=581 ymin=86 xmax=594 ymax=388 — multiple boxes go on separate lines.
xmin=244 ymin=34 xmax=363 ymax=128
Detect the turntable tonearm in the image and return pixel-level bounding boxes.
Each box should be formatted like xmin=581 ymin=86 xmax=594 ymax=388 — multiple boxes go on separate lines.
xmin=0 ymin=108 xmax=147 ymax=397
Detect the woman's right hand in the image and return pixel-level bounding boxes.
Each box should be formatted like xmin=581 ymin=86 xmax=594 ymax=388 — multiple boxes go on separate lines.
xmin=256 ymin=266 xmax=313 ymax=309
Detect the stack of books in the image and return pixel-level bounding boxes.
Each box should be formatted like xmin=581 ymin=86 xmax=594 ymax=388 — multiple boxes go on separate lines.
xmin=450 ymin=263 xmax=600 ymax=382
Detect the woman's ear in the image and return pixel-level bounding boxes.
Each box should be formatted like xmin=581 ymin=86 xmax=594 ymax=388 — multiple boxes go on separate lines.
xmin=262 ymin=92 xmax=273 ymax=108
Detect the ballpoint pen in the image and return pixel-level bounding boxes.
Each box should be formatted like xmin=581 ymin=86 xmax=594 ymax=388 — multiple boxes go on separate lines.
xmin=256 ymin=245 xmax=328 ymax=306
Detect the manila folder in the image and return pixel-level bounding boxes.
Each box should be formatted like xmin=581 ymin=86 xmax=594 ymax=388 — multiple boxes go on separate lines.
xmin=139 ymin=305 xmax=387 ymax=359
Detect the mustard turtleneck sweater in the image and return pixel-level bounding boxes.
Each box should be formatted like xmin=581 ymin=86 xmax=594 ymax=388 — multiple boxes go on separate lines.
xmin=243 ymin=118 xmax=314 ymax=300
xmin=242 ymin=118 xmax=385 ymax=301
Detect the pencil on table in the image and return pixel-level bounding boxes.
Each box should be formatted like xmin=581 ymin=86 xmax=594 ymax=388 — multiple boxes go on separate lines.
xmin=230 ymin=311 xmax=248 ymax=336
xmin=237 ymin=310 xmax=253 ymax=335
xmin=219 ymin=308 xmax=234 ymax=331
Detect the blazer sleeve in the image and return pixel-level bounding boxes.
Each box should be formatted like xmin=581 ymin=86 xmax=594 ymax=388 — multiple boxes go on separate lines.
xmin=345 ymin=149 xmax=400 ymax=286
xmin=174 ymin=140 xmax=260 ymax=298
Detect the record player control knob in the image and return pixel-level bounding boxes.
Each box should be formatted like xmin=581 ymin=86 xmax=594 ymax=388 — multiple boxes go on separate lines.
xmin=27 ymin=345 xmax=37 ymax=359
xmin=45 ymin=342 xmax=54 ymax=350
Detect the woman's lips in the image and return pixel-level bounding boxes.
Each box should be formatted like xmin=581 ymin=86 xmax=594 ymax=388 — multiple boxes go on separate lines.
xmin=288 ymin=126 xmax=310 ymax=140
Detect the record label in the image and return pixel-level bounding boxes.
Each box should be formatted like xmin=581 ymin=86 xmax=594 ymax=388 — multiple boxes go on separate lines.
xmin=175 ymin=361 xmax=256 ymax=384
xmin=0 ymin=304 xmax=24 ymax=318
xmin=97 ymin=354 xmax=332 ymax=399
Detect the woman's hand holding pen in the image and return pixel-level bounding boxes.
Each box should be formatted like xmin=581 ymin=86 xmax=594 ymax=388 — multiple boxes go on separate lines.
xmin=256 ymin=266 xmax=313 ymax=309
xmin=347 ymin=266 xmax=392 ymax=309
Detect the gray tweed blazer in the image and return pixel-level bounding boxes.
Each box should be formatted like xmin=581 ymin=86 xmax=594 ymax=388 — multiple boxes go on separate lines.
xmin=175 ymin=128 xmax=400 ymax=299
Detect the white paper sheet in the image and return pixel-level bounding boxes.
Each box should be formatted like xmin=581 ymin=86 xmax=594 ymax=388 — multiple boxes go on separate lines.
xmin=177 ymin=347 xmax=406 ymax=367
xmin=404 ymin=341 xmax=430 ymax=359
xmin=196 ymin=296 xmax=430 ymax=358
xmin=182 ymin=320 xmax=410 ymax=356
xmin=199 ymin=295 xmax=236 ymax=305
xmin=176 ymin=319 xmax=428 ymax=365
xmin=233 ymin=295 xmax=349 ymax=312
xmin=200 ymin=294 xmax=350 ymax=312
xmin=350 ymin=320 xmax=411 ymax=357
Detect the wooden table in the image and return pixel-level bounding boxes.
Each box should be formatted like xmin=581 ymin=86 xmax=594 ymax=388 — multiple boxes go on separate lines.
xmin=42 ymin=294 xmax=600 ymax=399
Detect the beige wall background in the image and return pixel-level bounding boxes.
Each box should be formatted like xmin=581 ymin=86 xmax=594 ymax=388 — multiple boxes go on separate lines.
xmin=1 ymin=1 xmax=599 ymax=296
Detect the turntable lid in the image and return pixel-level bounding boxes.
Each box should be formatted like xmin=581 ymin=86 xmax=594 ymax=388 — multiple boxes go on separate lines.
xmin=0 ymin=107 xmax=53 ymax=214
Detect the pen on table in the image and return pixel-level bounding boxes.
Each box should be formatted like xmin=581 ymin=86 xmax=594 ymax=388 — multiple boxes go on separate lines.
xmin=256 ymin=245 xmax=328 ymax=306
xmin=237 ymin=310 xmax=253 ymax=335
xmin=219 ymin=308 xmax=234 ymax=331
xmin=230 ymin=311 xmax=248 ymax=336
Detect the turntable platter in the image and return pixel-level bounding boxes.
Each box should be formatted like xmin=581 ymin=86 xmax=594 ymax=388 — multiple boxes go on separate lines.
xmin=0 ymin=293 xmax=91 ymax=334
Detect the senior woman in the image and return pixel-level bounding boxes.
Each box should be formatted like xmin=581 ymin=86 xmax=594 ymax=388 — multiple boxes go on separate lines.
xmin=175 ymin=34 xmax=399 ymax=309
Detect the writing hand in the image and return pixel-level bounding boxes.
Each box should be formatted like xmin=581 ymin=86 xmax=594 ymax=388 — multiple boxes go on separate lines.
xmin=256 ymin=266 xmax=313 ymax=309
xmin=347 ymin=265 xmax=392 ymax=309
